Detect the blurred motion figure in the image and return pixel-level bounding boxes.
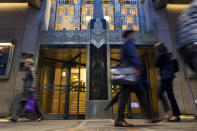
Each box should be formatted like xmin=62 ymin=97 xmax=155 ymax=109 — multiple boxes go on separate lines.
xmin=176 ymin=0 xmax=197 ymax=73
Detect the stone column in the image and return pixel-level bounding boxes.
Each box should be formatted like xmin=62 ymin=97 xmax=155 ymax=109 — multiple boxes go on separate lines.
xmin=74 ymin=0 xmax=81 ymax=30
xmin=48 ymin=2 xmax=57 ymax=30
xmin=138 ymin=1 xmax=146 ymax=32
xmin=115 ymin=0 xmax=121 ymax=30
xmin=86 ymin=42 xmax=112 ymax=119
xmin=85 ymin=0 xmax=112 ymax=119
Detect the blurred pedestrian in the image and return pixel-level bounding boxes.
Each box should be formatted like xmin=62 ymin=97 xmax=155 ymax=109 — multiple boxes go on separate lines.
xmin=155 ymin=43 xmax=181 ymax=122
xmin=9 ymin=59 xmax=44 ymax=122
xmin=176 ymin=0 xmax=197 ymax=74
xmin=104 ymin=87 xmax=132 ymax=118
xmin=114 ymin=30 xmax=163 ymax=127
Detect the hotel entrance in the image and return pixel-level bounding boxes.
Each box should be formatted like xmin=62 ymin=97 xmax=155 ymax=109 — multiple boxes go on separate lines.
xmin=110 ymin=46 xmax=158 ymax=118
xmin=37 ymin=46 xmax=87 ymax=119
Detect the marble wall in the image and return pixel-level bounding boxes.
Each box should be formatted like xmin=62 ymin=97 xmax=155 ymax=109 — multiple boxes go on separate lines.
xmin=0 ymin=1 xmax=47 ymax=116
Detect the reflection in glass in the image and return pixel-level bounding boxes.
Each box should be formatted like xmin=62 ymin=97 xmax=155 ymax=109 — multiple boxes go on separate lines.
xmin=56 ymin=1 xmax=75 ymax=30
xmin=103 ymin=0 xmax=115 ymax=30
xmin=81 ymin=0 xmax=94 ymax=30
xmin=0 ymin=43 xmax=14 ymax=79
xmin=121 ymin=0 xmax=139 ymax=31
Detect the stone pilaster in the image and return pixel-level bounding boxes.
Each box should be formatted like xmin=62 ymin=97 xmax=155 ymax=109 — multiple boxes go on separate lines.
xmin=74 ymin=0 xmax=81 ymax=30
xmin=48 ymin=2 xmax=57 ymax=30
xmin=115 ymin=0 xmax=121 ymax=30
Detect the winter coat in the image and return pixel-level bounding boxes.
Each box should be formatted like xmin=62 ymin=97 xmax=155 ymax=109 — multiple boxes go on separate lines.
xmin=155 ymin=53 xmax=175 ymax=80
xmin=120 ymin=38 xmax=144 ymax=90
xmin=176 ymin=0 xmax=197 ymax=48
xmin=120 ymin=38 xmax=143 ymax=70
xmin=22 ymin=66 xmax=37 ymax=100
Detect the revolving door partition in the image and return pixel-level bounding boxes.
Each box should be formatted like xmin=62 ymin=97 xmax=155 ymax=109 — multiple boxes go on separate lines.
xmin=38 ymin=48 xmax=87 ymax=119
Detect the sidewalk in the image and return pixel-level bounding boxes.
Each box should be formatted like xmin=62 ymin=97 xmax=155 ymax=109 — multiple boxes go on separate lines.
xmin=0 ymin=118 xmax=197 ymax=131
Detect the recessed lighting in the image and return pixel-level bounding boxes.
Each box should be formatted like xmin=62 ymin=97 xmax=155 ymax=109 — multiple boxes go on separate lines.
xmin=0 ymin=43 xmax=12 ymax=46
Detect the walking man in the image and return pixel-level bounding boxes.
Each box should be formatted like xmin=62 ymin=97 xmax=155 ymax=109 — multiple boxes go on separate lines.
xmin=114 ymin=30 xmax=163 ymax=127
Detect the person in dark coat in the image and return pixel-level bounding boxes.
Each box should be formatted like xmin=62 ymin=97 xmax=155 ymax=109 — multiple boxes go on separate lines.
xmin=155 ymin=43 xmax=181 ymax=122
xmin=114 ymin=30 xmax=163 ymax=127
xmin=176 ymin=0 xmax=197 ymax=74
xmin=9 ymin=59 xmax=44 ymax=122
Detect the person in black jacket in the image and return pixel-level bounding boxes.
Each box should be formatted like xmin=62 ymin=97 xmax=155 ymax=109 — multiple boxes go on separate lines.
xmin=176 ymin=0 xmax=197 ymax=74
xmin=155 ymin=43 xmax=181 ymax=122
xmin=9 ymin=59 xmax=44 ymax=122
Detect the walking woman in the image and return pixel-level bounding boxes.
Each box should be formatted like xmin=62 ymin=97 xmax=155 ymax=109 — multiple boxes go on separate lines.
xmin=9 ymin=59 xmax=44 ymax=122
xmin=155 ymin=43 xmax=181 ymax=122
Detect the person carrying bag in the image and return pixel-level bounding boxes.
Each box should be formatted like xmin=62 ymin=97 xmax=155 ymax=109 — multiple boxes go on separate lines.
xmin=113 ymin=30 xmax=163 ymax=127
xmin=9 ymin=59 xmax=44 ymax=122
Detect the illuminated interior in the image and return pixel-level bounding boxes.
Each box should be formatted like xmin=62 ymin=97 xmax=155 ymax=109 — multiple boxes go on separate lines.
xmin=56 ymin=0 xmax=75 ymax=30
xmin=120 ymin=0 xmax=139 ymax=30
xmin=54 ymin=0 xmax=139 ymax=30
xmin=38 ymin=48 xmax=87 ymax=117
xmin=81 ymin=0 xmax=94 ymax=30
xmin=38 ymin=47 xmax=158 ymax=118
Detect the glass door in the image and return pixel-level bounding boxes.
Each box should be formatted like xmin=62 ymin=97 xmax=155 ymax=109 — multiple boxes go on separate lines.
xmin=37 ymin=48 xmax=87 ymax=119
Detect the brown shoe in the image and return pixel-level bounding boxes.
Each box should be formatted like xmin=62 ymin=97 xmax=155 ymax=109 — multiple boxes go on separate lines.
xmin=151 ymin=117 xmax=165 ymax=123
xmin=114 ymin=121 xmax=134 ymax=127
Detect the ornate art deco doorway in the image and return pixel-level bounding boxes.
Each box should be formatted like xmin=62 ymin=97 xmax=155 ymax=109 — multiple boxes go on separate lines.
xmin=37 ymin=47 xmax=87 ymax=119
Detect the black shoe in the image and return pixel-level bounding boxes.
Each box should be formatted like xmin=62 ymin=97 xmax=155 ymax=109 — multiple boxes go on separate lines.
xmin=114 ymin=121 xmax=134 ymax=127
xmin=9 ymin=117 xmax=17 ymax=122
xmin=35 ymin=117 xmax=44 ymax=122
xmin=167 ymin=116 xmax=181 ymax=122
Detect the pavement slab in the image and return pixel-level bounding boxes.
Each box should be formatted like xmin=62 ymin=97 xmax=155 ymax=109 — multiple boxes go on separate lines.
xmin=0 ymin=119 xmax=197 ymax=131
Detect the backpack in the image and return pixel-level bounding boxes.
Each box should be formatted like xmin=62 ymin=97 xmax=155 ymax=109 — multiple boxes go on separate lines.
xmin=172 ymin=59 xmax=179 ymax=73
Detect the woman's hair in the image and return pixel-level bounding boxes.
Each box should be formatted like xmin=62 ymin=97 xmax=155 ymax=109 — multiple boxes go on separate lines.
xmin=25 ymin=59 xmax=34 ymax=66
xmin=123 ymin=30 xmax=134 ymax=39
xmin=154 ymin=42 xmax=168 ymax=54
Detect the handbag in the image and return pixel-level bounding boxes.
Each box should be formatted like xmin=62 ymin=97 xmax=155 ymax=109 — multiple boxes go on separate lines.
xmin=111 ymin=66 xmax=138 ymax=85
xmin=25 ymin=93 xmax=35 ymax=113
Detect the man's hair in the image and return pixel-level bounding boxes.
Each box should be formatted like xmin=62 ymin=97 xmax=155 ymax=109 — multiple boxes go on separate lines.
xmin=25 ymin=59 xmax=34 ymax=66
xmin=123 ymin=30 xmax=134 ymax=39
xmin=154 ymin=42 xmax=168 ymax=54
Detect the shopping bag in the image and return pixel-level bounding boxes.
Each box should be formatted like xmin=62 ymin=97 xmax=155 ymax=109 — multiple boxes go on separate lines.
xmin=25 ymin=94 xmax=35 ymax=113
xmin=111 ymin=66 xmax=138 ymax=85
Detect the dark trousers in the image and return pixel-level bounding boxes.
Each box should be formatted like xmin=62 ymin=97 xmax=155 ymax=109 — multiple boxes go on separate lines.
xmin=158 ymin=78 xmax=180 ymax=116
xmin=11 ymin=99 xmax=44 ymax=120
xmin=116 ymin=86 xmax=152 ymax=122
xmin=179 ymin=43 xmax=197 ymax=74
xmin=105 ymin=88 xmax=132 ymax=116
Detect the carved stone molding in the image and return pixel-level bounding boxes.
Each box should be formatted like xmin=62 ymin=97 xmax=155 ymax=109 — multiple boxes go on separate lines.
xmin=91 ymin=38 xmax=106 ymax=48
xmin=0 ymin=35 xmax=13 ymax=43
xmin=40 ymin=30 xmax=157 ymax=45
xmin=78 ymin=30 xmax=89 ymax=38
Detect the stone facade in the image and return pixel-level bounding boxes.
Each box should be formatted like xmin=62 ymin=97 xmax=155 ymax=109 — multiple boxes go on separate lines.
xmin=0 ymin=0 xmax=196 ymax=118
